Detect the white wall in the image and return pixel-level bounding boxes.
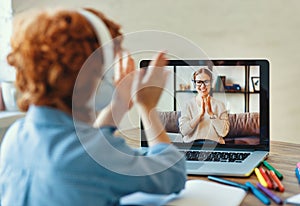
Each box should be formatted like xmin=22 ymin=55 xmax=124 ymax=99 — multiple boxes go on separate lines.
xmin=0 ymin=0 xmax=14 ymax=81
xmin=2 ymin=0 xmax=300 ymax=144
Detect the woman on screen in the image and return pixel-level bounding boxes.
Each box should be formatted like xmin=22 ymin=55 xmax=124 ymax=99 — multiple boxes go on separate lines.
xmin=179 ymin=68 xmax=230 ymax=144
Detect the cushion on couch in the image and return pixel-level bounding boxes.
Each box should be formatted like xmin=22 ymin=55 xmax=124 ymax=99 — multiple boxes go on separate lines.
xmin=227 ymin=112 xmax=259 ymax=138
xmin=158 ymin=111 xmax=181 ymax=133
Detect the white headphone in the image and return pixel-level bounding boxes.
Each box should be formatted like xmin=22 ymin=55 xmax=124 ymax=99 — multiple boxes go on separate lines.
xmin=78 ymin=9 xmax=114 ymax=72
xmin=78 ymin=9 xmax=115 ymax=111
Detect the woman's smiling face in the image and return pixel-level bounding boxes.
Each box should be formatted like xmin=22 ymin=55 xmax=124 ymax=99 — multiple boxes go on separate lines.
xmin=195 ymin=72 xmax=211 ymax=97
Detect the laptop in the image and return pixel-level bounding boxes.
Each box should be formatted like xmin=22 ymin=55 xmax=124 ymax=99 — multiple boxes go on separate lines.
xmin=140 ymin=59 xmax=270 ymax=177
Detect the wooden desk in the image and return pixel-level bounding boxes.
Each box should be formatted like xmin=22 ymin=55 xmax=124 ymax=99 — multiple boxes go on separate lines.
xmin=188 ymin=141 xmax=300 ymax=205
xmin=118 ymin=129 xmax=300 ymax=205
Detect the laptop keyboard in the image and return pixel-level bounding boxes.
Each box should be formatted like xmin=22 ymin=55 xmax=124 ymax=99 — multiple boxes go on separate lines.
xmin=183 ymin=151 xmax=251 ymax=163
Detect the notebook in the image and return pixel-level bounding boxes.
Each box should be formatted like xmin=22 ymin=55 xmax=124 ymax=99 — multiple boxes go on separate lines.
xmin=285 ymin=193 xmax=300 ymax=205
xmin=140 ymin=59 xmax=270 ymax=177
xmin=120 ymin=179 xmax=247 ymax=206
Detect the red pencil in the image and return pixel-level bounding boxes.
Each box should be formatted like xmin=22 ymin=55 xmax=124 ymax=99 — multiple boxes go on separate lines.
xmin=266 ymin=170 xmax=279 ymax=191
xmin=269 ymin=170 xmax=285 ymax=192
xmin=259 ymin=167 xmax=273 ymax=189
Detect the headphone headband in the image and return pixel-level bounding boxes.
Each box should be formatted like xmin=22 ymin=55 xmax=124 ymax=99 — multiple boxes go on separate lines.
xmin=78 ymin=9 xmax=114 ymax=72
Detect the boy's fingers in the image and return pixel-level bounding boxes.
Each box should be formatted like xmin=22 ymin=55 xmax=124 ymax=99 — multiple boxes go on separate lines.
xmin=132 ymin=69 xmax=146 ymax=93
xmin=149 ymin=52 xmax=168 ymax=68
xmin=126 ymin=55 xmax=135 ymax=74
xmin=114 ymin=52 xmax=123 ymax=83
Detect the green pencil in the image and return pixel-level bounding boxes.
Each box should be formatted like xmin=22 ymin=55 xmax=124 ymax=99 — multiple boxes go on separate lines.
xmin=263 ymin=160 xmax=283 ymax=180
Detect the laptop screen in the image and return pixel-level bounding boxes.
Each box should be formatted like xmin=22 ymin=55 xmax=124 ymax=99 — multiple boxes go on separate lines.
xmin=140 ymin=60 xmax=269 ymax=151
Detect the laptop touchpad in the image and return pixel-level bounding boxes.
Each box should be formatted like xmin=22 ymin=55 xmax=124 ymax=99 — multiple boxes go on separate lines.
xmin=187 ymin=163 xmax=203 ymax=170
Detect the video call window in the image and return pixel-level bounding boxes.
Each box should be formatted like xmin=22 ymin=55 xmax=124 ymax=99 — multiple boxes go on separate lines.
xmin=156 ymin=65 xmax=260 ymax=146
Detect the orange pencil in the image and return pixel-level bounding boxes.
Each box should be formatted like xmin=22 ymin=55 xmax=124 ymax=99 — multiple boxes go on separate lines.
xmin=259 ymin=167 xmax=273 ymax=189
xmin=266 ymin=170 xmax=279 ymax=191
xmin=269 ymin=170 xmax=285 ymax=192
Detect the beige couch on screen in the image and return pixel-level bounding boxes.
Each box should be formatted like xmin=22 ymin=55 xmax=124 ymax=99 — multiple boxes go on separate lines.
xmin=158 ymin=111 xmax=260 ymax=145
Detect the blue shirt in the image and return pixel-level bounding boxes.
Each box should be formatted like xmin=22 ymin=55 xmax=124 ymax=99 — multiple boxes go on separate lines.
xmin=0 ymin=106 xmax=186 ymax=206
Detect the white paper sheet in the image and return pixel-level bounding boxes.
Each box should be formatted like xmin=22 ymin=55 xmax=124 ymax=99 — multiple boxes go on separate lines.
xmin=120 ymin=179 xmax=247 ymax=206
xmin=285 ymin=193 xmax=300 ymax=206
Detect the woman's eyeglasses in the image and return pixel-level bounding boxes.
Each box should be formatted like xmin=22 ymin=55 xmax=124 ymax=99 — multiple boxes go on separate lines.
xmin=193 ymin=80 xmax=211 ymax=86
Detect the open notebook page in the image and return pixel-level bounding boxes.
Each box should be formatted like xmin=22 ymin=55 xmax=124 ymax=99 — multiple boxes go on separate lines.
xmin=120 ymin=179 xmax=247 ymax=206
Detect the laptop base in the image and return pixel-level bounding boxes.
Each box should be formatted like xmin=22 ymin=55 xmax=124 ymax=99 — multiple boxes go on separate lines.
xmin=185 ymin=151 xmax=268 ymax=177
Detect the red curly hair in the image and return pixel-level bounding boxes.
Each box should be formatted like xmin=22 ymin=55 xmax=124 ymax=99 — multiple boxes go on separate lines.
xmin=7 ymin=8 xmax=123 ymax=113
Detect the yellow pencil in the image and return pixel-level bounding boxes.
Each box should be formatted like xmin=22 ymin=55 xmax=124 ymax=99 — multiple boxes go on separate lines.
xmin=254 ymin=168 xmax=268 ymax=188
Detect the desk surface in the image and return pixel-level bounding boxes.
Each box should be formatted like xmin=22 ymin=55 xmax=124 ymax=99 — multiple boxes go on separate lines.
xmin=118 ymin=129 xmax=300 ymax=206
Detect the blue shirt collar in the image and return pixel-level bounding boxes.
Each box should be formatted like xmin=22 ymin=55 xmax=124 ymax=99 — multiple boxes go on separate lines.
xmin=25 ymin=105 xmax=74 ymax=126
